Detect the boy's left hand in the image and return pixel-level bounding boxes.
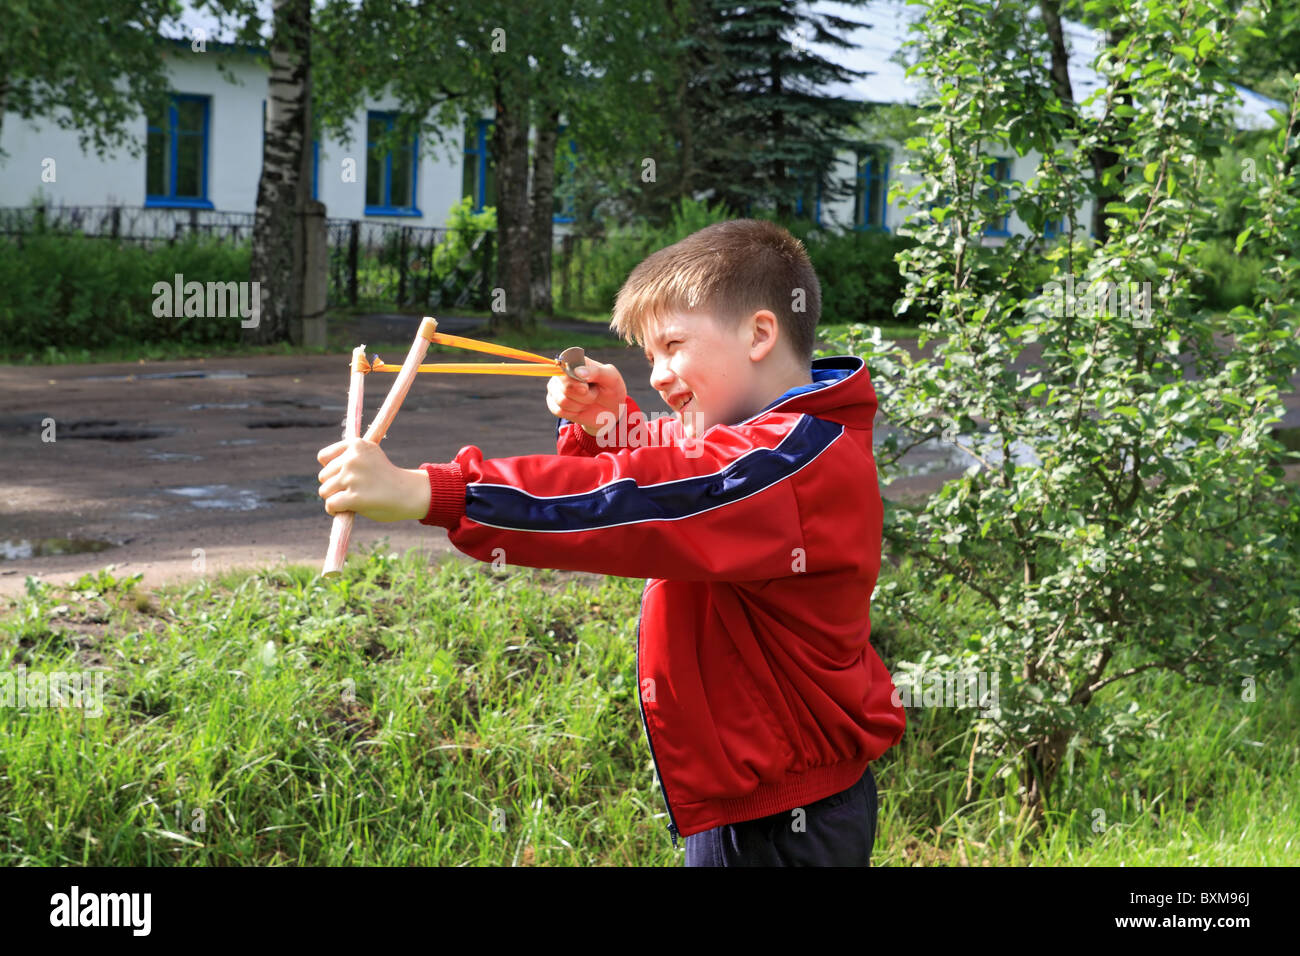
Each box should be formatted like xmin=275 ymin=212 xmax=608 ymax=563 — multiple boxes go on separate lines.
xmin=317 ymin=437 xmax=431 ymax=522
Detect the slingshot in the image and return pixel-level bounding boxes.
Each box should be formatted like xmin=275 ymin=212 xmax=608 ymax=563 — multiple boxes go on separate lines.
xmin=321 ymin=315 xmax=588 ymax=577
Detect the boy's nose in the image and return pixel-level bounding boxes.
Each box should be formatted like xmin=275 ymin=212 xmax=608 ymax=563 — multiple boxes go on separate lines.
xmin=649 ymin=358 xmax=675 ymax=392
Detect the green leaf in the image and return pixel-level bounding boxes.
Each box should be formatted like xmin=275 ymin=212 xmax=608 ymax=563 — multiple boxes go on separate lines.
xmin=1143 ymin=161 xmax=1159 ymax=183
xmin=1235 ymin=226 xmax=1253 ymax=254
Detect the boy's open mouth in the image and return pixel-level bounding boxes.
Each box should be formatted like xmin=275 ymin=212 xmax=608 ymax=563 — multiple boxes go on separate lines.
xmin=675 ymin=394 xmax=694 ymax=414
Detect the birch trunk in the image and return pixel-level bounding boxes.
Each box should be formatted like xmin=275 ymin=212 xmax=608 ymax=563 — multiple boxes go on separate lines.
xmin=248 ymin=0 xmax=312 ymax=345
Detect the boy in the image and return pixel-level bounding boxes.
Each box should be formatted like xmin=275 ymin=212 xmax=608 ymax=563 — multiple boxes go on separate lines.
xmin=316 ymin=219 xmax=906 ymax=866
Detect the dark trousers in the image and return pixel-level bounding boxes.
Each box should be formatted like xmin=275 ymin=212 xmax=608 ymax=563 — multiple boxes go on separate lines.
xmin=684 ymin=764 xmax=878 ymax=867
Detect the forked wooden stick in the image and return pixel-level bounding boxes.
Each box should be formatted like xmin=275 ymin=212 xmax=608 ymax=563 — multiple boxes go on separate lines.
xmin=321 ymin=345 xmax=368 ymax=578
xmin=321 ymin=316 xmax=438 ymax=578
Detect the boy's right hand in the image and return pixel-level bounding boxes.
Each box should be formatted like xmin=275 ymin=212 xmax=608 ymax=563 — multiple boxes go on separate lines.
xmin=546 ymin=358 xmax=628 ymax=436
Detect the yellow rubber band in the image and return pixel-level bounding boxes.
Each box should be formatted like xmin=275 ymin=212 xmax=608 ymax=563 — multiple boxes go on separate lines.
xmin=365 ymin=359 xmax=566 ymax=376
xmin=429 ymin=332 xmax=557 ymax=366
xmin=353 ymin=330 xmax=575 ymax=378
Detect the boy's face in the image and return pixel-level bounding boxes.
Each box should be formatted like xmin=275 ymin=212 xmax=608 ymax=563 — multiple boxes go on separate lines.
xmin=642 ymin=310 xmax=759 ymax=439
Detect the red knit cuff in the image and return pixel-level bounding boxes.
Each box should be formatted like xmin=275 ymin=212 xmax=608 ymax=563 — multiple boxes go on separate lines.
xmin=571 ymin=421 xmax=605 ymax=455
xmin=417 ymin=462 xmax=467 ymax=528
xmin=570 ymin=398 xmax=632 ymax=453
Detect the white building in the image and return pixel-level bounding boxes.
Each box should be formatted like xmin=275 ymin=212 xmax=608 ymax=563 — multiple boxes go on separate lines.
xmin=801 ymin=0 xmax=1283 ymax=240
xmin=0 ymin=34 xmax=470 ymax=229
xmin=0 ymin=0 xmax=1282 ymax=238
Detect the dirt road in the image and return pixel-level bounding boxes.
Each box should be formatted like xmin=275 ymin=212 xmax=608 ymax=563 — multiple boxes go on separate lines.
xmin=2 ymin=316 xmax=1296 ymax=598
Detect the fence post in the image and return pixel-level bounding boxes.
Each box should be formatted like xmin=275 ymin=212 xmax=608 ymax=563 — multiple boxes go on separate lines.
xmin=110 ymin=206 xmax=121 ymax=240
xmin=300 ymin=199 xmax=329 ymax=349
xmin=479 ymin=230 xmax=495 ymax=310
xmin=576 ymin=237 xmax=585 ymax=309
xmin=347 ymin=220 xmax=359 ymax=307
xmin=434 ymin=227 xmax=444 ymax=304
xmin=398 ymin=226 xmax=409 ymax=306
xmin=560 ymin=233 xmax=574 ymax=311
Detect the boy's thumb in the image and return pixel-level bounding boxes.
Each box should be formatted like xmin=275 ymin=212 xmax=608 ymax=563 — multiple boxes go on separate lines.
xmin=575 ymin=365 xmax=591 ymax=380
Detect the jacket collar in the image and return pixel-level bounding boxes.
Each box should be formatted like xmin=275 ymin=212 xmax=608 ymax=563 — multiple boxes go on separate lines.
xmin=735 ymin=355 xmax=875 ymax=430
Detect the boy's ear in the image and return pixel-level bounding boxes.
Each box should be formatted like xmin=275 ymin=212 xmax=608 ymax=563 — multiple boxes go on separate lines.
xmin=749 ymin=309 xmax=781 ymax=361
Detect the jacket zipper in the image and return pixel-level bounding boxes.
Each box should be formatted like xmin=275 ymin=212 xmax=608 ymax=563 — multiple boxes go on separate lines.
xmin=635 ymin=582 xmax=681 ymax=851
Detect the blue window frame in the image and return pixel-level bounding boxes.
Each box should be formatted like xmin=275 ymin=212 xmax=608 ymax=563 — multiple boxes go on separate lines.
xmin=854 ymin=146 xmax=890 ymax=230
xmin=146 ymin=94 xmax=213 ymax=209
xmin=983 ymin=157 xmax=1012 ymax=236
xmin=793 ymin=170 xmax=822 ymax=224
xmin=1043 ymin=216 xmax=1063 ymax=238
xmin=261 ymin=100 xmax=319 ymax=200
xmin=366 ymin=111 xmax=420 ymax=216
xmin=553 ymin=123 xmax=577 ymax=223
xmin=462 ymin=118 xmax=495 ymax=213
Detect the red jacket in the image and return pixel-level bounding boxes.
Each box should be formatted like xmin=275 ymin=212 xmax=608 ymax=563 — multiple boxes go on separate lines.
xmin=418 ymin=355 xmax=906 ymax=845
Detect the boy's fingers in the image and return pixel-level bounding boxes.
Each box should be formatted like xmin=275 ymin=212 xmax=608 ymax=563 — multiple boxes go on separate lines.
xmin=547 ymin=375 xmax=595 ymax=413
xmin=318 ymin=439 xmax=363 ymax=482
xmin=322 ymin=490 xmax=352 ymax=516
xmin=317 ymin=457 xmax=343 ymax=486
xmin=317 ymin=439 xmax=347 ymax=465
xmin=562 ymin=375 xmax=594 ymax=399
xmin=579 ymin=360 xmax=618 ymax=388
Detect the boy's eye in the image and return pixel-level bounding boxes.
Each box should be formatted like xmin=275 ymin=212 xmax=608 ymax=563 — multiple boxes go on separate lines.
xmin=645 ymin=341 xmax=681 ymax=364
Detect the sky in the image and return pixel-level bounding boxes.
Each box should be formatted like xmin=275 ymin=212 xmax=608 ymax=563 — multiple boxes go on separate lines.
xmin=160 ymin=0 xmax=1282 ymax=129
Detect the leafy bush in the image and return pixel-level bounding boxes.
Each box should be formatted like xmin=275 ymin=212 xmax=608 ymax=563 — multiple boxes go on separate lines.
xmin=555 ymin=201 xmax=925 ymax=328
xmin=431 ymin=196 xmax=496 ymax=282
xmin=554 ymin=197 xmax=733 ymax=314
xmin=1189 ymin=236 xmax=1266 ymax=311
xmin=803 ymin=228 xmax=923 ymax=326
xmin=857 ymin=0 xmax=1300 ymax=832
xmin=0 ymin=229 xmax=251 ymax=354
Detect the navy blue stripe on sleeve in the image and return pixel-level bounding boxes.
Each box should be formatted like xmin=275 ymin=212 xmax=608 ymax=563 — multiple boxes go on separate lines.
xmin=468 ymin=414 xmax=844 ymax=533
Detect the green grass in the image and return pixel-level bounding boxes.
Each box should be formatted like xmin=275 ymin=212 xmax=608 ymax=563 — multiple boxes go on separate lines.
xmin=0 ymin=315 xmax=931 ymax=368
xmin=1 ymin=550 xmax=663 ymax=866
xmin=2 ymin=545 xmax=1294 ymax=865
xmin=878 ymin=654 xmax=1300 ymax=866
xmin=1 ymin=338 xmax=324 ymax=367
xmin=0 ymin=314 xmax=629 ymax=368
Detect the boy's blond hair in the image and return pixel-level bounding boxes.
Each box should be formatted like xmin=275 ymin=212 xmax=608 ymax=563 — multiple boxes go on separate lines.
xmin=610 ymin=219 xmax=822 ymax=365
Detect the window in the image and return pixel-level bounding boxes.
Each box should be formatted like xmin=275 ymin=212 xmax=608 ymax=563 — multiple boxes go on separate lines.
xmin=793 ymin=170 xmax=822 ymax=224
xmin=983 ymin=157 xmax=1012 ymax=236
xmin=366 ymin=111 xmax=420 ymax=216
xmin=146 ymin=94 xmax=212 ymax=208
xmin=260 ymin=100 xmax=319 ymax=200
xmin=462 ymin=118 xmax=495 ymax=213
xmin=1043 ymin=215 xmax=1064 ymax=238
xmin=854 ymin=146 xmax=889 ymax=230
xmin=553 ymin=124 xmax=577 ymax=223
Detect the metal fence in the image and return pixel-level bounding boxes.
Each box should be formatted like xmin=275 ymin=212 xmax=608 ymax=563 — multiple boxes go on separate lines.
xmin=0 ymin=204 xmax=257 ymax=243
xmin=0 ymin=204 xmax=495 ymax=310
xmin=323 ymin=217 xmax=494 ymax=311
